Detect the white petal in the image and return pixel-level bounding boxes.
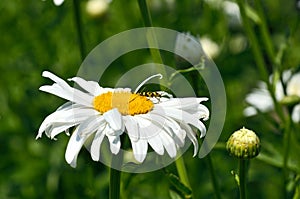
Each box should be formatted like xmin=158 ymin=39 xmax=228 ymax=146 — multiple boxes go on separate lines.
xmin=77 ymin=115 xmax=105 ymax=137
xmin=40 ymin=71 xmax=94 ymax=107
xmin=140 ymin=124 xmax=164 ymax=155
xmin=37 ymin=106 xmax=98 ymax=138
xmin=68 ymin=77 xmax=103 ymax=96
xmin=39 ymin=84 xmax=72 ymax=102
xmin=40 ymin=84 xmax=94 ymax=107
xmin=180 ymin=122 xmax=199 ymax=156
xmin=107 ymin=135 xmax=121 ymax=154
xmin=103 ymin=108 xmax=124 ymax=134
xmin=143 ymin=113 xmax=185 ymax=148
xmin=187 ymin=104 xmax=210 ymax=121
xmin=134 ymin=115 xmax=161 ymax=139
xmin=292 ymin=104 xmax=300 ymax=123
xmin=133 ymin=114 xmax=165 ymax=155
xmin=131 ymin=139 xmax=148 ymax=162
xmin=160 ymin=115 xmax=186 ymax=147
xmin=90 ymin=126 xmax=106 ymax=161
xmin=47 ymin=123 xmax=78 ymax=139
xmin=56 ymin=102 xmax=73 ymax=111
xmin=65 ymin=128 xmax=90 ymax=168
xmin=157 ymin=97 xmax=208 ymax=110
xmin=148 ymin=136 xmax=164 ymax=155
xmin=139 ymin=113 xmax=172 ymax=136
xmin=159 ymin=133 xmax=177 ymax=158
xmin=54 ymin=0 xmax=64 ymax=6
xmin=123 ymin=116 xmax=139 ymax=141
xmin=153 ymin=108 xmax=207 ymax=137
xmin=243 ymin=106 xmax=258 ymax=117
xmin=287 ymin=73 xmax=300 ymax=97
xmin=245 ymin=83 xmax=274 ymax=113
xmin=282 ymin=70 xmax=293 ymax=83
xmin=42 ymin=71 xmax=69 ymax=89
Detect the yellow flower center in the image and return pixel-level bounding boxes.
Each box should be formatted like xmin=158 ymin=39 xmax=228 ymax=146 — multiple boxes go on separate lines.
xmin=93 ymin=91 xmax=154 ymax=115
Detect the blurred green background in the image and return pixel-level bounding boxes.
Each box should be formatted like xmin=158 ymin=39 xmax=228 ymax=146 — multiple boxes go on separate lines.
xmin=1 ymin=0 xmax=300 ymax=198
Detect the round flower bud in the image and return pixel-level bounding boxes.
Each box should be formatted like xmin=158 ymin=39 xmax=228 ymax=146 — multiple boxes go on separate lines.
xmin=226 ymin=127 xmax=260 ymax=159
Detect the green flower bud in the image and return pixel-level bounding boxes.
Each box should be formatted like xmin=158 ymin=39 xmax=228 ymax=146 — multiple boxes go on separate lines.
xmin=280 ymin=95 xmax=300 ymax=106
xmin=226 ymin=127 xmax=260 ymax=159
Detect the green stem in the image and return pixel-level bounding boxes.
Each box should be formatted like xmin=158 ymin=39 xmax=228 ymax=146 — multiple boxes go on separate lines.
xmin=109 ymin=150 xmax=124 ymax=199
xmin=240 ymin=1 xmax=293 ymax=197
xmin=239 ymin=159 xmax=247 ymax=199
xmin=206 ymin=154 xmax=222 ymax=199
xmin=137 ymin=0 xmax=192 ymax=196
xmin=137 ymin=0 xmax=152 ymax=27
xmin=109 ymin=167 xmax=121 ymax=199
xmin=253 ymin=0 xmax=276 ymax=66
xmin=137 ymin=0 xmax=167 ymax=79
xmin=175 ymin=155 xmax=191 ymax=188
xmin=236 ymin=0 xmax=268 ymax=82
xmin=72 ymin=0 xmax=86 ymax=61
xmin=283 ymin=118 xmax=292 ymax=172
xmin=236 ymin=0 xmax=285 ymax=122
xmin=282 ymin=113 xmax=292 ymax=197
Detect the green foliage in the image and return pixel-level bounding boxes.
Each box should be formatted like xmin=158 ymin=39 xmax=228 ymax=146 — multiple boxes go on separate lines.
xmin=1 ymin=0 xmax=300 ymax=198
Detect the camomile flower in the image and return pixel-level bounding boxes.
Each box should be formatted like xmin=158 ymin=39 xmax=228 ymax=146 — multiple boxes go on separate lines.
xmin=36 ymin=71 xmax=209 ymax=167
xmin=244 ymin=70 xmax=300 ymax=122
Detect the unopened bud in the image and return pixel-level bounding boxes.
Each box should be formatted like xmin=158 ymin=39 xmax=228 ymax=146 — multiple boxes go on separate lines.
xmin=226 ymin=127 xmax=260 ymax=159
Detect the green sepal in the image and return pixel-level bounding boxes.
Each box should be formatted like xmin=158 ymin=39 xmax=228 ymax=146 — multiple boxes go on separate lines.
xmin=280 ymin=95 xmax=300 ymax=106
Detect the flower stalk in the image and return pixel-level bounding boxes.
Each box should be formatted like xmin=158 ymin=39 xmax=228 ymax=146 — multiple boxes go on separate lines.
xmin=175 ymin=154 xmax=191 ymax=188
xmin=236 ymin=0 xmax=285 ymax=122
xmin=283 ymin=111 xmax=292 ymax=196
xmin=72 ymin=0 xmax=86 ymax=61
xmin=109 ymin=167 xmax=121 ymax=199
xmin=239 ymin=159 xmax=247 ymax=199
xmin=237 ymin=2 xmax=293 ymax=194
xmin=206 ymin=154 xmax=222 ymax=199
xmin=109 ymin=152 xmax=124 ymax=199
xmin=253 ymin=0 xmax=276 ymax=66
xmin=227 ymin=127 xmax=260 ymax=199
xmin=137 ymin=0 xmax=167 ymax=81
xmin=137 ymin=0 xmax=193 ymax=194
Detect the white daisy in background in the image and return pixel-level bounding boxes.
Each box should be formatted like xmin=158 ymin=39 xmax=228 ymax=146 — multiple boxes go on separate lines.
xmin=42 ymin=0 xmax=64 ymax=6
xmin=85 ymin=0 xmax=112 ymax=18
xmin=222 ymin=0 xmax=241 ymax=27
xmin=37 ymin=71 xmax=209 ymax=167
xmin=199 ymin=36 xmax=220 ymax=59
xmin=244 ymin=70 xmax=300 ymax=122
xmin=203 ymin=0 xmax=241 ymax=27
xmin=175 ymin=32 xmax=220 ymax=66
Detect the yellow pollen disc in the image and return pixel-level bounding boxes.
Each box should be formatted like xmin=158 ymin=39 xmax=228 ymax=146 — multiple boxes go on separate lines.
xmin=93 ymin=91 xmax=154 ymax=115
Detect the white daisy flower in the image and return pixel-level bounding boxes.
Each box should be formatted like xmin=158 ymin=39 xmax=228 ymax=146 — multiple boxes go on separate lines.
xmin=244 ymin=70 xmax=300 ymax=122
xmin=37 ymin=71 xmax=209 ymax=167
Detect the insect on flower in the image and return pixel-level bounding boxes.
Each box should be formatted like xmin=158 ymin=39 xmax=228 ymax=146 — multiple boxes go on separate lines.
xmin=137 ymin=91 xmax=173 ymax=103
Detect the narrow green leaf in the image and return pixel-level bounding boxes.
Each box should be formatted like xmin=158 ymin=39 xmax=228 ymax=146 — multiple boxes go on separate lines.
xmin=165 ymin=170 xmax=192 ymax=198
xmin=169 ymin=190 xmax=184 ymax=199
xmin=245 ymin=5 xmax=261 ymax=24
